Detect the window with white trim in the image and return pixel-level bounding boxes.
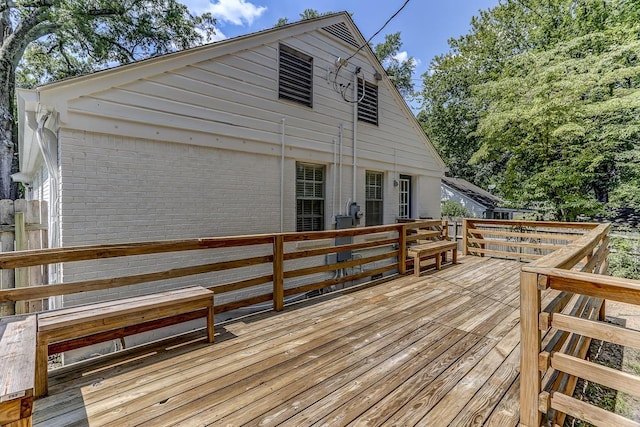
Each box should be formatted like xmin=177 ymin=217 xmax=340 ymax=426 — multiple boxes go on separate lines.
xmin=279 ymin=44 xmax=313 ymax=107
xmin=365 ymin=171 xmax=384 ymax=226
xmin=296 ymin=162 xmax=325 ymax=231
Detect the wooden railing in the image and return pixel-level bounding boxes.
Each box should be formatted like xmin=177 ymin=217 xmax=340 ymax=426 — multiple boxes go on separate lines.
xmin=466 ymin=220 xmax=640 ymax=426
xmin=0 ymin=220 xmax=444 ymax=316
xmin=462 ymin=219 xmax=598 ymax=261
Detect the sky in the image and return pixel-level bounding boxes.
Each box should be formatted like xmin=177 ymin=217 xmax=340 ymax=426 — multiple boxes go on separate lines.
xmin=182 ymin=0 xmax=500 ymax=88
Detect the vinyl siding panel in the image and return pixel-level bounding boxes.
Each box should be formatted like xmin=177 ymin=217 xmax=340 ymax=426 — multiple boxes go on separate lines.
xmin=64 ymin=29 xmax=441 ymax=177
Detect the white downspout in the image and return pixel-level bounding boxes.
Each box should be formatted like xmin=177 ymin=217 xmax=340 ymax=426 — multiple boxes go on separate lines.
xmin=280 ymin=117 xmax=285 ymax=232
xmin=33 ymin=111 xmax=61 ymax=310
xmin=352 ymin=71 xmax=358 ymax=204
xmin=332 ymin=137 xmax=337 ymax=223
xmin=339 ymin=124 xmax=343 ymax=214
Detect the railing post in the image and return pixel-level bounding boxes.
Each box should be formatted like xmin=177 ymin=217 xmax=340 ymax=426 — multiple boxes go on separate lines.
xmin=520 ymin=270 xmax=542 ymax=427
xmin=15 ymin=211 xmax=27 ymax=314
xmin=462 ymin=219 xmax=469 ymax=256
xmin=398 ymin=224 xmax=407 ymax=275
xmin=273 ymin=234 xmax=284 ymax=312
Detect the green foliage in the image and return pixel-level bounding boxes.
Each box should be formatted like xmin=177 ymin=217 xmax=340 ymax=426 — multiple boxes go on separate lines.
xmin=373 ymin=32 xmax=415 ymax=99
xmin=609 ymin=235 xmax=640 ymax=280
xmin=441 ymin=200 xmax=471 ymax=218
xmin=8 ymin=1 xmax=217 ymax=88
xmin=420 ymin=0 xmax=640 ymax=221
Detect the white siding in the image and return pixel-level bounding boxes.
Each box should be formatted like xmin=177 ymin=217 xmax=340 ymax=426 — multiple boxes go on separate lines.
xmin=62 ymin=30 xmax=441 ymax=179
xmin=441 ymin=184 xmax=487 ymax=218
xmin=47 ymin=23 xmax=444 ymax=307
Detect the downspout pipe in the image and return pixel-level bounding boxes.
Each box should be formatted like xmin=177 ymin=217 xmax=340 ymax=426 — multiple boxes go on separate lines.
xmin=339 ymin=124 xmax=343 ymax=215
xmin=280 ymin=117 xmax=285 ymax=232
xmin=332 ymin=137 xmax=337 ymax=223
xmin=352 ymin=71 xmax=358 ymax=204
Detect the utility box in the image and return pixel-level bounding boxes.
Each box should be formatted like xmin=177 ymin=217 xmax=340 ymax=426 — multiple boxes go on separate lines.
xmin=335 ymin=215 xmax=353 ymax=262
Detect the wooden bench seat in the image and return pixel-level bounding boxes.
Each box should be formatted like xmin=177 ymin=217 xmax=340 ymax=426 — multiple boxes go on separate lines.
xmin=0 ymin=315 xmax=36 ymax=427
xmin=36 ymin=286 xmax=214 ymax=398
xmin=408 ymin=240 xmax=458 ymax=276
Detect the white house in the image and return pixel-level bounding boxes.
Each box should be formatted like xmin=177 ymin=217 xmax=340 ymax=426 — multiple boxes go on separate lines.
xmin=441 ymin=177 xmax=527 ymax=219
xmin=15 ymin=13 xmax=445 ymax=311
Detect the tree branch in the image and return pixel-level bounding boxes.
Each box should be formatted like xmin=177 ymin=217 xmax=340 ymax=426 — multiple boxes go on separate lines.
xmin=1 ymin=4 xmax=49 ymax=62
xmin=9 ymin=21 xmax=58 ymax=69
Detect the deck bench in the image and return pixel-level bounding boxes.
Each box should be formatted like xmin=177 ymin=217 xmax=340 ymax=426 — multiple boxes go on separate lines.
xmin=408 ymin=240 xmax=458 ymax=276
xmin=35 ymin=286 xmax=214 ymax=398
xmin=0 ymin=315 xmax=36 ymax=427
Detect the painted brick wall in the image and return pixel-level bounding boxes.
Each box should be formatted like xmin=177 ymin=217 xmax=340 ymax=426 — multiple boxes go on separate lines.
xmin=57 ymin=129 xmax=441 ymax=308
xmin=59 ymin=130 xmax=285 ymax=307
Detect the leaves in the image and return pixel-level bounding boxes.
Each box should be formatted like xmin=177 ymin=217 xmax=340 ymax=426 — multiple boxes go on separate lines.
xmin=420 ymin=0 xmax=640 ymax=221
xmin=8 ymin=0 xmax=217 ymax=87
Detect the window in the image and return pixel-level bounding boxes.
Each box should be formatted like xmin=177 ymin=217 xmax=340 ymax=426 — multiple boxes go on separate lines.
xmin=398 ymin=174 xmax=412 ymax=219
xmin=366 ymin=171 xmax=384 ymax=226
xmin=296 ymin=163 xmax=325 ymax=231
xmin=357 ymin=79 xmax=378 ymax=125
xmin=279 ymin=45 xmax=313 ymax=107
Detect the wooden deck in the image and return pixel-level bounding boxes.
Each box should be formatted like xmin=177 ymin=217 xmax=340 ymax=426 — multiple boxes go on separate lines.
xmin=33 ymin=256 xmax=536 ymax=426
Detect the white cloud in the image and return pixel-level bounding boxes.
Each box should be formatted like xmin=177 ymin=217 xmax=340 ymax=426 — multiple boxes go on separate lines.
xmin=189 ymin=0 xmax=267 ymax=26
xmin=394 ymin=51 xmax=409 ymax=63
xmin=393 ymin=51 xmax=421 ymax=67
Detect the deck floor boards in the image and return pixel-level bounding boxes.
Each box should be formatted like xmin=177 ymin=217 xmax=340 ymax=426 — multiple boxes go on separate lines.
xmin=34 ymin=256 xmax=530 ymax=426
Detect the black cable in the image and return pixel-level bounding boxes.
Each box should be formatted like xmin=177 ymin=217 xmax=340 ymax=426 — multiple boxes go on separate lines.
xmin=345 ymin=0 xmax=411 ymax=62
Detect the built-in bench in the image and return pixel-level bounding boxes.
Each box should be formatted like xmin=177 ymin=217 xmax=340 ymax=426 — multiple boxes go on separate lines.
xmin=0 ymin=315 xmax=36 ymax=427
xmin=35 ymin=286 xmax=214 ymax=398
xmin=406 ymin=224 xmax=457 ymax=276
xmin=408 ymin=241 xmax=458 ymax=276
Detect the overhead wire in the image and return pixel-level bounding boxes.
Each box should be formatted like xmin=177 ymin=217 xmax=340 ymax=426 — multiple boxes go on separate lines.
xmin=345 ymin=0 xmax=411 ymax=63
xmin=331 ymin=0 xmax=412 ymax=103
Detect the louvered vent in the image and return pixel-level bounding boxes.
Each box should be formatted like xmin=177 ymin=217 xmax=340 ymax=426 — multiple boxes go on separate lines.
xmin=322 ymin=23 xmax=359 ymax=48
xmin=357 ymin=79 xmax=378 ymax=125
xmin=279 ymin=45 xmax=313 ymax=107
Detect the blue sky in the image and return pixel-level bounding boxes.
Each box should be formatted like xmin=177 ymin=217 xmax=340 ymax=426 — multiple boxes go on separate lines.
xmin=183 ymin=0 xmax=500 ymax=85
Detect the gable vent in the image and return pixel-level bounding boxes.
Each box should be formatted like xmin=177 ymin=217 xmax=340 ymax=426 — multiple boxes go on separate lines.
xmin=279 ymin=44 xmax=313 ymax=107
xmin=357 ymin=79 xmax=378 ymax=126
xmin=322 ymin=22 xmax=359 ymax=48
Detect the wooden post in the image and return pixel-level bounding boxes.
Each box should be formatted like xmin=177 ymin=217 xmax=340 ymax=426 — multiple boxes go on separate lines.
xmin=398 ymin=224 xmax=407 ymax=275
xmin=0 ymin=200 xmax=15 ymax=317
xmin=520 ymin=270 xmax=542 ymax=427
xmin=14 ymin=212 xmax=27 ymax=315
xmin=462 ymin=219 xmax=469 ymax=256
xmin=272 ymin=235 xmax=284 ymax=312
xmin=35 ymin=338 xmax=48 ymax=398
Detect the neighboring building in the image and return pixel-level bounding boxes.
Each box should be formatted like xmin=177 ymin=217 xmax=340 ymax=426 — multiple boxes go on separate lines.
xmin=441 ymin=177 xmax=527 ymax=219
xmin=14 ymin=12 xmax=445 ymax=311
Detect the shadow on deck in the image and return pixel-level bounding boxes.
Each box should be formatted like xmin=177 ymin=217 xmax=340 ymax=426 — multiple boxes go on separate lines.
xmin=34 ymin=256 xmax=530 ymax=426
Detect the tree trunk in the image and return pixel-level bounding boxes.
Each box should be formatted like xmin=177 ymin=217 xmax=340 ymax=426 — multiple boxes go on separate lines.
xmin=0 ymin=66 xmax=18 ymax=200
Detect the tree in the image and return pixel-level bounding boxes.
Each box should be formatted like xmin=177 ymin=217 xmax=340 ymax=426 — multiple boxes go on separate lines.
xmin=420 ymin=0 xmax=640 ymax=221
xmin=0 ymin=0 xmax=216 ymax=199
xmin=373 ymin=32 xmax=415 ymax=99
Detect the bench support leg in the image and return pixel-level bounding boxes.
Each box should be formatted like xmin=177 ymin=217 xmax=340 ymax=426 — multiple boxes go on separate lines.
xmin=207 ymin=303 xmax=215 ymax=343
xmin=35 ymin=342 xmax=48 ymax=398
xmin=435 ymin=253 xmax=442 ymax=270
xmin=452 ymin=248 xmax=458 ymax=264
xmin=413 ymin=255 xmax=420 ymax=277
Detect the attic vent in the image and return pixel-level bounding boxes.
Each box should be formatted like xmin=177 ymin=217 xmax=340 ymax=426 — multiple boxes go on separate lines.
xmin=322 ymin=23 xmax=359 ymax=47
xmin=357 ymin=79 xmax=378 ymax=125
xmin=279 ymin=44 xmax=313 ymax=107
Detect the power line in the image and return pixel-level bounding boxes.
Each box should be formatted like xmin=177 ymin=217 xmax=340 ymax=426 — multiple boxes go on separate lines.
xmin=345 ymin=0 xmax=411 ymax=62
